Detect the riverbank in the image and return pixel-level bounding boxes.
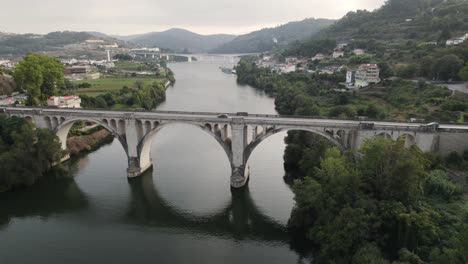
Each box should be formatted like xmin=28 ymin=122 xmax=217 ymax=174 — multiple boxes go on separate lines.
xmin=67 ymin=129 xmax=114 ymax=156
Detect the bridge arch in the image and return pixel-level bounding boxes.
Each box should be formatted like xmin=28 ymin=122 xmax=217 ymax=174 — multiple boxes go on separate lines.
xmin=54 ymin=117 xmax=128 ymax=154
xmin=243 ymin=127 xmax=346 ymax=166
xmin=375 ymin=132 xmax=392 ymax=140
xmin=397 ymin=134 xmax=417 ymax=148
xmin=137 ymin=122 xmax=233 ymax=174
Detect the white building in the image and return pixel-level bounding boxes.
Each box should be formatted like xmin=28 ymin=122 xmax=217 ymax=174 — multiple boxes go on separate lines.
xmin=285 ymin=57 xmax=298 ymax=63
xmin=85 ymin=39 xmax=105 ymax=44
xmin=280 ymin=64 xmax=297 ymax=74
xmin=346 ymin=70 xmax=356 ymax=85
xmin=337 ymin=43 xmax=348 ymax=49
xmin=333 ymin=49 xmax=345 ymax=58
xmin=446 ymin=33 xmax=468 ymax=46
xmin=354 ymin=64 xmax=380 ymax=88
xmin=100 ymin=43 xmax=119 ymax=49
xmin=353 ymin=49 xmax=365 ymax=55
xmin=47 ymin=95 xmax=81 ymax=108
xmin=130 ymin=47 xmax=160 ymax=53
xmin=0 ymin=60 xmax=14 ymax=69
xmin=312 ymin=53 xmax=326 ymax=61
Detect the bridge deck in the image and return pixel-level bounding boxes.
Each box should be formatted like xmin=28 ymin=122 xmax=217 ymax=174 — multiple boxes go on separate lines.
xmin=2 ymin=107 xmax=468 ymax=132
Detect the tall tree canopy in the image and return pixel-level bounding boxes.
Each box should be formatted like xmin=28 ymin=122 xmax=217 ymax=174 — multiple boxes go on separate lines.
xmin=289 ymin=138 xmax=467 ymax=263
xmin=13 ymin=53 xmax=64 ymax=105
xmin=0 ymin=116 xmax=63 ymax=191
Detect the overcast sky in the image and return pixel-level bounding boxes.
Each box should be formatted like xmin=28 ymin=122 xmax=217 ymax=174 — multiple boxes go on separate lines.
xmin=1 ymin=0 xmax=386 ymax=36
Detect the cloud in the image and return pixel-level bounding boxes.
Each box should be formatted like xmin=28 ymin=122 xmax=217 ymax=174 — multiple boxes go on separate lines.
xmin=0 ymin=0 xmax=385 ymax=35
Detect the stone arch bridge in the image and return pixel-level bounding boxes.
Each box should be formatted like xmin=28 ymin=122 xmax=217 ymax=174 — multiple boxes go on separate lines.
xmin=3 ymin=107 xmax=468 ymax=188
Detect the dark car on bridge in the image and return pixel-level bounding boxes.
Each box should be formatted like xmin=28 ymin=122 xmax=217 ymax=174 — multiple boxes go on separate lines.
xmin=217 ymin=114 xmax=229 ymax=118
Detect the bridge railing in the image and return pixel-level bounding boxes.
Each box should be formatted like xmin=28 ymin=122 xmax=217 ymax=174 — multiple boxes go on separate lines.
xmin=2 ymin=106 xmax=468 ymax=126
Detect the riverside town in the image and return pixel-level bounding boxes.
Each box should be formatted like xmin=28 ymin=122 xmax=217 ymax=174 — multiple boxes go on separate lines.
xmin=0 ymin=0 xmax=468 ymax=263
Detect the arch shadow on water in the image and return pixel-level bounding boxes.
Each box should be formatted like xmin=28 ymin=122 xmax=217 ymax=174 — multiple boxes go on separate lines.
xmin=124 ymin=169 xmax=288 ymax=241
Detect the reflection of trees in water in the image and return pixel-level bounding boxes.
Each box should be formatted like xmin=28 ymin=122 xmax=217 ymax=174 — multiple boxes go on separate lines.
xmin=0 ymin=168 xmax=89 ymax=229
xmin=125 ymin=171 xmax=313 ymax=258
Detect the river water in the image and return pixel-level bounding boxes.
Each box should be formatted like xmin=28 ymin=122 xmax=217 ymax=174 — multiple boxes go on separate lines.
xmin=0 ymin=57 xmax=311 ymax=263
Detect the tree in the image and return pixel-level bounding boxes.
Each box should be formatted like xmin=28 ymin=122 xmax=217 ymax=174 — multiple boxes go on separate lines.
xmin=439 ymin=28 xmax=451 ymax=43
xmin=432 ymin=54 xmax=464 ymax=81
xmin=0 ymin=75 xmax=16 ymax=96
xmin=359 ymin=138 xmax=429 ymax=204
xmin=13 ymin=53 xmax=64 ymax=105
xmin=0 ymin=116 xmax=62 ymax=191
xmin=459 ymin=64 xmax=468 ymax=81
xmin=113 ymin=54 xmax=132 ymax=61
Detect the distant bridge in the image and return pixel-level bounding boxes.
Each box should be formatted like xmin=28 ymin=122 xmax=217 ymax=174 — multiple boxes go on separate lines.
xmin=3 ymin=107 xmax=468 ymax=188
xmin=131 ymin=52 xmax=254 ymax=63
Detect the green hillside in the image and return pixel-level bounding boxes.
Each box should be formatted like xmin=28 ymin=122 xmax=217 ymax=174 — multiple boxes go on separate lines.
xmin=0 ymin=31 xmax=126 ymax=56
xmin=211 ymin=18 xmax=335 ymax=54
xmin=318 ymin=0 xmax=468 ymax=41
xmin=127 ymin=28 xmax=236 ymax=53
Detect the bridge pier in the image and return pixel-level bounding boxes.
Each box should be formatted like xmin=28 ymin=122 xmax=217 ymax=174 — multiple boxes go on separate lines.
xmin=127 ymin=157 xmax=153 ymax=178
xmin=229 ymin=123 xmax=250 ymax=188
xmin=231 ymin=165 xmax=249 ymax=188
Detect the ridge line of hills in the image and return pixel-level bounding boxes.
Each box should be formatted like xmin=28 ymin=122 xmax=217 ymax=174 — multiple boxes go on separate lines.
xmin=1 ymin=0 xmax=467 ymax=57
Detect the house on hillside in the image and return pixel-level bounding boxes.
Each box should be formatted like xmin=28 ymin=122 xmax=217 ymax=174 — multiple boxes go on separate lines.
xmin=446 ymin=33 xmax=468 ymax=46
xmin=312 ymin=53 xmax=326 ymax=61
xmin=47 ymin=95 xmax=81 ymax=108
xmin=353 ymin=49 xmax=365 ymax=55
xmin=64 ymin=66 xmax=90 ymax=74
xmin=333 ymin=49 xmax=345 ymax=58
xmin=0 ymin=60 xmax=15 ymax=69
xmin=85 ymin=39 xmax=105 ymax=44
xmin=319 ymin=66 xmax=340 ymax=75
xmin=337 ymin=43 xmax=348 ymax=49
xmin=347 ymin=64 xmax=381 ymax=88
xmin=100 ymin=43 xmax=119 ymax=49
xmin=285 ymin=57 xmax=298 ymax=63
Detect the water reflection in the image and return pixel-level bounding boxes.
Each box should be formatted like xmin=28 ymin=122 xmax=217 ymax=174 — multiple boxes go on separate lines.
xmin=0 ymin=170 xmax=89 ymax=229
xmin=125 ymin=171 xmax=288 ymax=242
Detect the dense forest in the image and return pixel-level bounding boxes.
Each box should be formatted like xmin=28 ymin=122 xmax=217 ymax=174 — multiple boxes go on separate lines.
xmin=290 ymin=139 xmax=468 ymax=263
xmin=0 ymin=116 xmax=64 ymax=192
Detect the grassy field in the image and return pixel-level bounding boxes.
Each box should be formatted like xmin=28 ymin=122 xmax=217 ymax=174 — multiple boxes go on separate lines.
xmin=76 ymin=92 xmax=103 ymax=97
xmin=74 ymin=77 xmax=164 ymax=95
xmin=114 ymin=61 xmax=147 ymax=71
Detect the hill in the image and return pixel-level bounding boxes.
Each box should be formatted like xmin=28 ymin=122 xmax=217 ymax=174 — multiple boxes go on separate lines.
xmin=124 ymin=28 xmax=237 ymax=53
xmin=0 ymin=31 xmax=126 ymax=56
xmin=210 ymin=18 xmax=335 ymax=54
xmin=318 ymin=0 xmax=467 ymax=42
xmin=283 ymin=0 xmax=468 ymax=57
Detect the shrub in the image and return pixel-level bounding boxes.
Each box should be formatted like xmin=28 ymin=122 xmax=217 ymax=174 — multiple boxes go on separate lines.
xmin=425 ymin=170 xmax=463 ymax=199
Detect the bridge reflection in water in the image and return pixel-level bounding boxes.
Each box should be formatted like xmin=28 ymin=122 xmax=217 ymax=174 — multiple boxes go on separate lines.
xmin=0 ymin=167 xmax=312 ymax=260
xmin=126 ymin=170 xmax=288 ymax=242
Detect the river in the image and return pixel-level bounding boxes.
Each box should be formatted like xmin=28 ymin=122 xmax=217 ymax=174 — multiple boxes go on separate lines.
xmin=0 ymin=56 xmax=312 ymax=263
